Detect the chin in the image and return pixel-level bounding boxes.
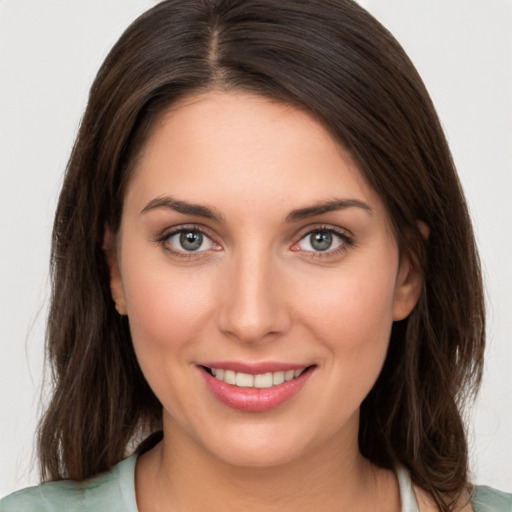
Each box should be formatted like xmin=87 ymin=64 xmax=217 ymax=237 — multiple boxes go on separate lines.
xmin=195 ymin=417 xmax=342 ymax=470
xmin=209 ymin=439 xmax=307 ymax=469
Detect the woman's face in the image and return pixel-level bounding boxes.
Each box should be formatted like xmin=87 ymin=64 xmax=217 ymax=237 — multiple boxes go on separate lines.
xmin=108 ymin=91 xmax=420 ymax=468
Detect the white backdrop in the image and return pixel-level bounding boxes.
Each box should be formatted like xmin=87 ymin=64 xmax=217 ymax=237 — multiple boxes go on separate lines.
xmin=1 ymin=0 xmax=511 ymax=498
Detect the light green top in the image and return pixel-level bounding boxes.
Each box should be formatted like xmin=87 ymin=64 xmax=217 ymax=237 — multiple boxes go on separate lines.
xmin=0 ymin=455 xmax=138 ymax=512
xmin=1 ymin=454 xmax=511 ymax=511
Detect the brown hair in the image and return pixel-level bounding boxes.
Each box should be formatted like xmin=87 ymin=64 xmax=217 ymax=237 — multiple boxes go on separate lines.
xmin=38 ymin=1 xmax=485 ymax=510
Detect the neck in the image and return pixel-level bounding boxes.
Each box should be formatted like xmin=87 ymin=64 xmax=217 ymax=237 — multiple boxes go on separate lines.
xmin=135 ymin=420 xmax=400 ymax=512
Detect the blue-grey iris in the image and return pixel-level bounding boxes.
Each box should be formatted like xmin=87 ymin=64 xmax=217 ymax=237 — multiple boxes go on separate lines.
xmin=310 ymin=231 xmax=332 ymax=251
xmin=180 ymin=231 xmax=203 ymax=251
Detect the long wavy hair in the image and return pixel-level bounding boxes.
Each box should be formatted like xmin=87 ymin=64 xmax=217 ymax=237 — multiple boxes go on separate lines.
xmin=38 ymin=1 xmax=485 ymax=510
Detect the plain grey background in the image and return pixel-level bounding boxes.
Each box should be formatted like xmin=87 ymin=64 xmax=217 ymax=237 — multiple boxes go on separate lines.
xmin=1 ymin=0 xmax=511 ymax=497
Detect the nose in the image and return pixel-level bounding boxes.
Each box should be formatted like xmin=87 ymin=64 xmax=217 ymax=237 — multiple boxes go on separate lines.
xmin=217 ymin=248 xmax=291 ymax=344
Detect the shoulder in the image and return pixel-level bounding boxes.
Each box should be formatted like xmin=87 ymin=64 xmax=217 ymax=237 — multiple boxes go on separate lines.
xmin=0 ymin=479 xmax=86 ymax=512
xmin=0 ymin=454 xmax=138 ymax=512
xmin=472 ymin=485 xmax=512 ymax=512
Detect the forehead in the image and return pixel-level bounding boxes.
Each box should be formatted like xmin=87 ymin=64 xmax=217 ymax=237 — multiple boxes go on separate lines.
xmin=124 ymin=90 xmax=385 ymax=221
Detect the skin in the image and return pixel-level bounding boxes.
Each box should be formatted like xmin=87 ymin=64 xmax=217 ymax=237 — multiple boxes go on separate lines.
xmin=107 ymin=91 xmax=424 ymax=511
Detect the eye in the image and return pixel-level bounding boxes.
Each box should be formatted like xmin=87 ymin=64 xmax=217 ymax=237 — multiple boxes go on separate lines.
xmin=163 ymin=228 xmax=217 ymax=253
xmin=294 ymin=228 xmax=351 ymax=254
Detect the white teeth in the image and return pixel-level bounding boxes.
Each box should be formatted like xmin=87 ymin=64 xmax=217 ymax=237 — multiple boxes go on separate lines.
xmin=236 ymin=372 xmax=254 ymax=387
xmin=224 ymin=370 xmax=236 ymax=385
xmin=285 ymin=370 xmax=295 ymax=381
xmin=273 ymin=371 xmax=285 ymax=385
xmin=254 ymin=372 xmax=273 ymax=388
xmin=210 ymin=367 xmax=307 ymax=388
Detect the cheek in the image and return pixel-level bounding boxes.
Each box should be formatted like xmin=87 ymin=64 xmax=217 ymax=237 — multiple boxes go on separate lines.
xmin=120 ymin=254 xmax=217 ymax=365
xmin=300 ymin=268 xmax=396 ymax=344
xmin=298 ymin=266 xmax=397 ymax=420
xmin=121 ymin=261 xmax=219 ymax=420
xmin=293 ymin=257 xmax=398 ymax=398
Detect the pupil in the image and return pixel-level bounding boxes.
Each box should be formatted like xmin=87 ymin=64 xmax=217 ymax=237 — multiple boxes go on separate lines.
xmin=311 ymin=231 xmax=332 ymax=251
xmin=180 ymin=231 xmax=203 ymax=251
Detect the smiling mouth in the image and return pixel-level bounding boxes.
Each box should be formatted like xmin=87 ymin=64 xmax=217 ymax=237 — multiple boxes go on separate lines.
xmin=200 ymin=364 xmax=316 ymax=411
xmin=202 ymin=366 xmax=313 ymax=389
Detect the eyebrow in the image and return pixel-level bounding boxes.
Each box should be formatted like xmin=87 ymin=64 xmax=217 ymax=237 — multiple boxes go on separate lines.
xmin=141 ymin=196 xmax=372 ymax=223
xmin=140 ymin=196 xmax=224 ymax=222
xmin=285 ymin=199 xmax=372 ymax=222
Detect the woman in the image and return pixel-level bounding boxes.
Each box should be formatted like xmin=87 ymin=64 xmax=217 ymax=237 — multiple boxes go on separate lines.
xmin=1 ymin=1 xmax=510 ymax=511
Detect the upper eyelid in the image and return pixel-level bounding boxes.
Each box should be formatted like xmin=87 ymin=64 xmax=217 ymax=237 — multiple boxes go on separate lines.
xmin=293 ymin=223 xmax=353 ymax=240
xmin=156 ymin=226 xmax=218 ymax=257
xmin=157 ymin=223 xmax=216 ymax=241
xmin=293 ymin=225 xmax=355 ymax=254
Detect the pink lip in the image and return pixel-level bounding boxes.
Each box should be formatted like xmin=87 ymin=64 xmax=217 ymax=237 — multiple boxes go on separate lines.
xmin=199 ymin=364 xmax=315 ymax=413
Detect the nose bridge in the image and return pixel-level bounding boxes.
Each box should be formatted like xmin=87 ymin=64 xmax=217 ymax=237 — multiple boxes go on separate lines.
xmin=218 ymin=242 xmax=288 ymax=343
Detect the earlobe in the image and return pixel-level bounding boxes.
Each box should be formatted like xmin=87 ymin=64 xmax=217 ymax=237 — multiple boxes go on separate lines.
xmin=417 ymin=220 xmax=430 ymax=240
xmin=103 ymin=227 xmax=127 ymax=316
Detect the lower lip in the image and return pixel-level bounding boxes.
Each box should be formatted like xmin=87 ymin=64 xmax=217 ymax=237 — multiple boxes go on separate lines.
xmin=200 ymin=367 xmax=314 ymax=412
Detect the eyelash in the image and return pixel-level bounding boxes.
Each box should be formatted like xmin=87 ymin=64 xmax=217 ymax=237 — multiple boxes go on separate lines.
xmin=154 ymin=225 xmax=219 ymax=260
xmin=292 ymin=225 xmax=355 ymax=259
xmin=154 ymin=224 xmax=355 ymax=259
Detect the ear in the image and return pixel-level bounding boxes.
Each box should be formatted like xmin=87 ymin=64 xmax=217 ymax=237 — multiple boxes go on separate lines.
xmin=392 ymin=254 xmax=421 ymax=321
xmin=103 ymin=227 xmax=127 ymax=315
xmin=392 ymin=222 xmax=429 ymax=321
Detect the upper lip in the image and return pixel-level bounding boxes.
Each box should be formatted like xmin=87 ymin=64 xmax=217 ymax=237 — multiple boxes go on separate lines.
xmin=198 ymin=361 xmax=313 ymax=374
